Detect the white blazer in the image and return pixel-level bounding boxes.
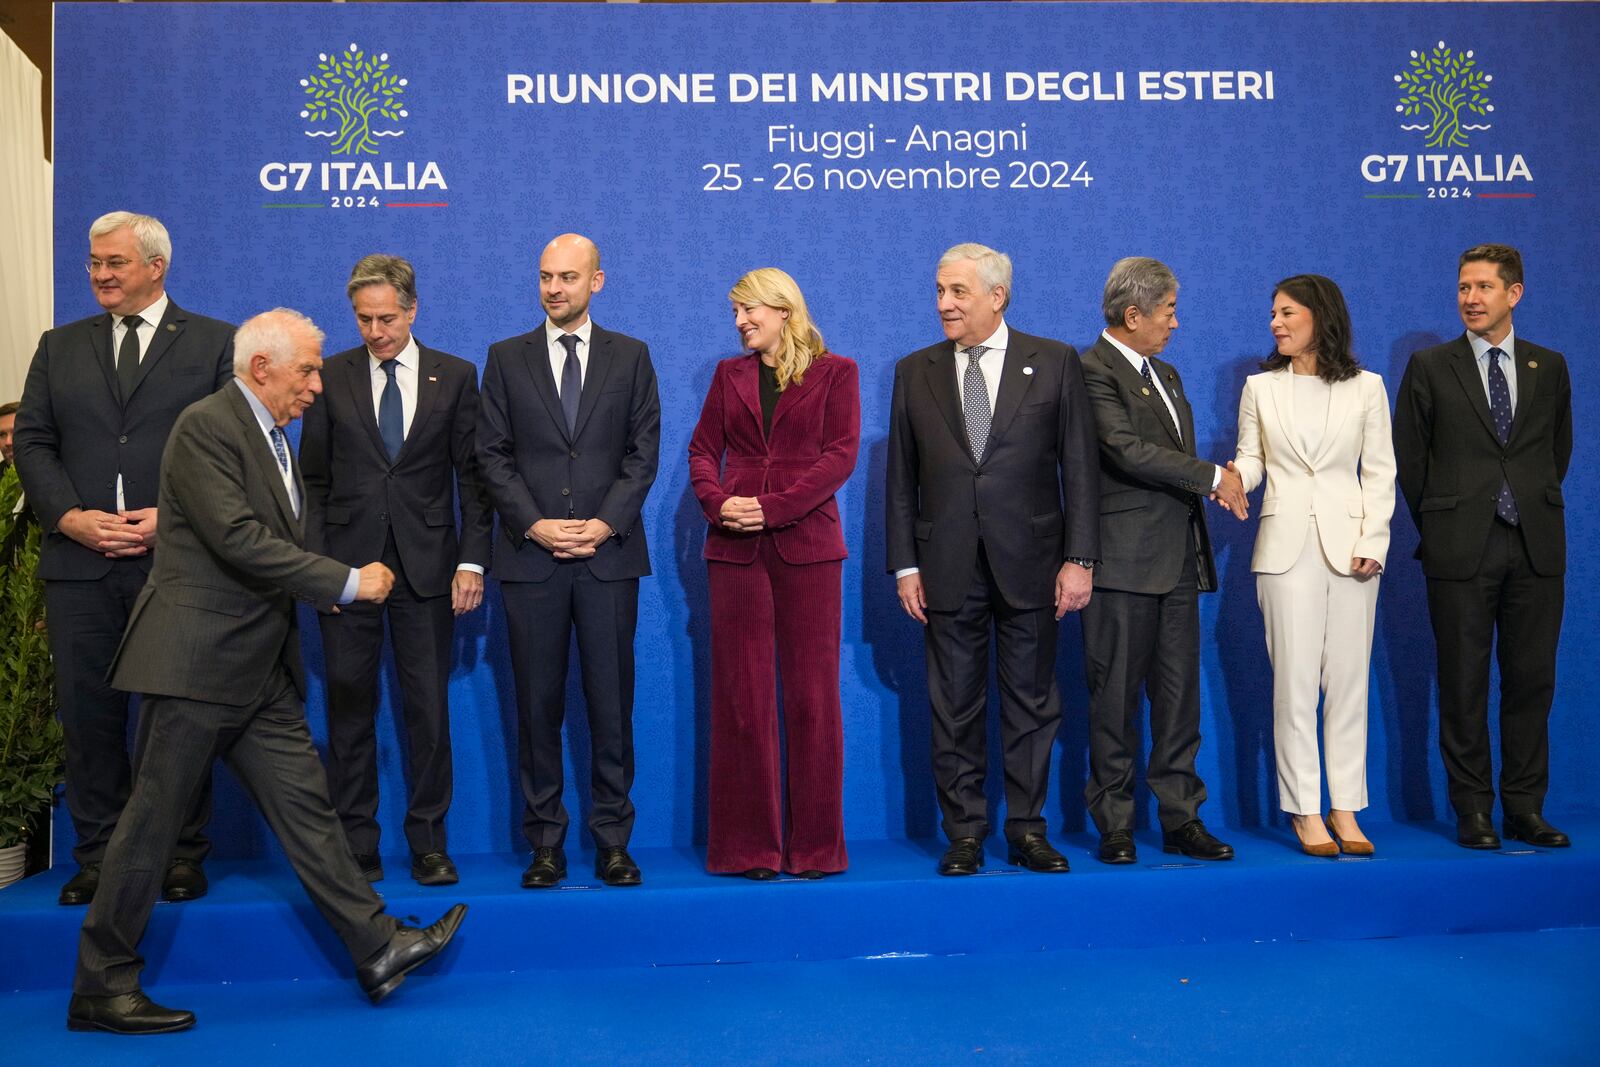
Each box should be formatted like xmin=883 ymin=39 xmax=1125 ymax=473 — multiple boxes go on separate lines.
xmin=1233 ymin=368 xmax=1396 ymax=575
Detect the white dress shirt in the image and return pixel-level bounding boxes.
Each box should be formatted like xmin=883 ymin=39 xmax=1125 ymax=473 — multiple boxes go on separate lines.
xmin=233 ymin=380 xmax=360 ymax=603
xmin=112 ymin=292 xmax=170 ymax=510
xmin=368 ymin=334 xmax=419 ymax=438
xmin=1468 ymin=326 xmax=1519 ymax=414
xmin=1101 ymin=331 xmax=1221 ymax=490
xmin=545 ymin=317 xmax=593 ymax=397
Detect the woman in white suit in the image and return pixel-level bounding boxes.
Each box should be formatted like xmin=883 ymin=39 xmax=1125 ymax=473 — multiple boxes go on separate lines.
xmin=1231 ymin=275 xmax=1396 ymax=856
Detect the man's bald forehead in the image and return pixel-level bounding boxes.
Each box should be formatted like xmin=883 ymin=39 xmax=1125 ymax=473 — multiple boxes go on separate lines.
xmin=542 ymin=233 xmax=600 ymax=272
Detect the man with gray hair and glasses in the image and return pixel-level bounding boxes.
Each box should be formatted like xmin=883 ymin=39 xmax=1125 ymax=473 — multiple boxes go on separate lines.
xmin=1078 ymin=256 xmax=1247 ymax=866
xmin=16 ymin=211 xmax=233 ymax=907
xmin=887 ymin=242 xmax=1100 ymax=876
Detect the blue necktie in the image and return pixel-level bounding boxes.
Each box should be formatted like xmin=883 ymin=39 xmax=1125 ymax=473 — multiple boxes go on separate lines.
xmin=378 ymin=359 xmax=403 ymax=461
xmin=1486 ymin=347 xmax=1518 ymax=525
xmin=270 ymin=426 xmax=298 ymax=517
xmin=961 ymin=345 xmax=990 ymax=461
xmin=559 ymin=334 xmax=581 ymax=437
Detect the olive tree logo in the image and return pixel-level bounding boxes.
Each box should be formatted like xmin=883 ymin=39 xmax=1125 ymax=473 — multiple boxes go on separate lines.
xmin=299 ymin=43 xmax=410 ymax=156
xmin=1394 ymin=41 xmax=1493 ymax=149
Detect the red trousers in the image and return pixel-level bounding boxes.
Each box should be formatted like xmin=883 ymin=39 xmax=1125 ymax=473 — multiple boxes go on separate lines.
xmin=706 ymin=537 xmax=847 ymax=874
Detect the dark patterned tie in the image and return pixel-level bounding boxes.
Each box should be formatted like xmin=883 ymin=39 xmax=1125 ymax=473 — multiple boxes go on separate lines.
xmin=559 ymin=334 xmax=581 ymax=437
xmin=117 ymin=314 xmax=143 ymax=404
xmin=270 ymin=426 xmax=298 ymax=517
xmin=378 ymin=360 xmax=403 ymax=461
xmin=961 ymin=345 xmax=991 ymax=461
xmin=1140 ymin=357 xmax=1180 ymax=443
xmin=1486 ymin=347 xmax=1518 ymax=524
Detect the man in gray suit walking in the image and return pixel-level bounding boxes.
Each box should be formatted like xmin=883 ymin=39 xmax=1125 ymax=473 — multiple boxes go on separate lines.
xmin=69 ymin=309 xmax=465 ymax=1036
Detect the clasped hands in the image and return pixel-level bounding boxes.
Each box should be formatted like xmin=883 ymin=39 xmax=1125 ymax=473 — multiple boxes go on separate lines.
xmin=59 ymin=506 xmax=158 ymax=558
xmin=528 ymin=517 xmax=614 ymax=559
xmin=1208 ymin=462 xmax=1250 ymax=520
xmin=719 ymin=496 xmax=766 ymax=533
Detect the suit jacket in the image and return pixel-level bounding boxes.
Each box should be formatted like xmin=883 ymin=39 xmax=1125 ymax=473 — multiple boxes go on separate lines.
xmin=1393 ymin=333 xmax=1571 ymax=580
xmin=885 ymin=328 xmax=1100 ymax=613
xmin=477 ymin=322 xmax=661 ymax=583
xmin=110 ymin=384 xmax=350 ymax=705
xmin=1233 ymin=368 xmax=1396 ymax=575
xmin=688 ymin=352 xmax=859 ymax=565
xmin=14 ymin=300 xmax=234 ymax=580
xmin=300 ymin=342 xmax=492 ymax=597
xmin=1078 ymin=336 xmax=1217 ymax=596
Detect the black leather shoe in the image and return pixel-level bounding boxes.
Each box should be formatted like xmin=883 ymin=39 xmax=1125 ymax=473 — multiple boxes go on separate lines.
xmin=411 ymin=852 xmax=459 ymax=886
xmin=161 ymin=859 xmax=208 ymax=902
xmin=67 ymin=990 xmax=195 ymax=1034
xmin=520 ymin=846 xmax=566 ymax=888
xmin=596 ymin=846 xmax=642 ymax=886
xmin=1098 ymin=830 xmax=1138 ymax=865
xmin=938 ymin=837 xmax=984 ymax=876
xmin=354 ymin=854 xmax=385 ymax=883
xmin=1456 ymin=812 xmax=1501 ymax=850
xmin=1162 ymin=820 xmax=1235 ymax=860
xmin=1504 ymin=813 xmax=1570 ymax=848
xmin=58 ymin=862 xmax=102 ymax=906
xmin=794 ymin=869 xmax=828 ymax=880
xmin=356 ymin=904 xmax=468 ymax=1005
xmin=1007 ymin=833 xmax=1070 ymax=872
xmin=742 ymin=867 xmax=778 ymax=881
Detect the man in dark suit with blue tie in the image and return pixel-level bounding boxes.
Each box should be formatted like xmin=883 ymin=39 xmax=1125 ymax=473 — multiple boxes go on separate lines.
xmin=15 ymin=212 xmax=232 ymax=906
xmin=478 ymin=233 xmax=660 ymax=888
xmin=300 ymin=255 xmax=492 ymax=886
xmin=1394 ymin=244 xmax=1573 ymax=850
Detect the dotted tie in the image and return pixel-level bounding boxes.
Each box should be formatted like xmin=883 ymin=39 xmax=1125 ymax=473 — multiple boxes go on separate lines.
xmin=1486 ymin=347 xmax=1518 ymax=525
xmin=378 ymin=359 xmax=404 ymax=461
xmin=559 ymin=334 xmax=581 ymax=437
xmin=116 ymin=314 xmax=143 ymax=404
xmin=270 ymin=427 xmax=298 ymax=516
xmin=961 ymin=345 xmax=991 ymax=461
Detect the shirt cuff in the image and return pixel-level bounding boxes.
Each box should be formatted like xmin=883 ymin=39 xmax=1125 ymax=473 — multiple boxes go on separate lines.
xmin=1211 ymin=465 xmax=1223 ymax=492
xmin=894 ymin=567 xmax=920 ymax=580
xmin=456 ymin=563 xmax=485 ymax=575
xmin=338 ymin=567 xmax=361 ymax=605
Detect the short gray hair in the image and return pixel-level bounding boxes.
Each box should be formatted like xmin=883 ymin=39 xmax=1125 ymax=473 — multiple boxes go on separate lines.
xmin=347 ymin=253 xmax=418 ymax=309
xmin=89 ymin=211 xmax=172 ymax=269
xmin=939 ymin=242 xmax=1013 ymax=310
xmin=233 ymin=308 xmax=325 ymax=377
xmin=1102 ymin=257 xmax=1178 ymax=327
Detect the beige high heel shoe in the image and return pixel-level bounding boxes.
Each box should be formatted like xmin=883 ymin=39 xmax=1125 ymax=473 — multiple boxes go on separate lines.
xmin=1325 ymin=815 xmax=1375 ymax=856
xmin=1294 ymin=815 xmax=1339 ymax=858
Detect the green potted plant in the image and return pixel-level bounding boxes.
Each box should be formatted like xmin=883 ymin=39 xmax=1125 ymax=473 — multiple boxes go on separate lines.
xmin=0 ymin=463 xmax=61 ymax=887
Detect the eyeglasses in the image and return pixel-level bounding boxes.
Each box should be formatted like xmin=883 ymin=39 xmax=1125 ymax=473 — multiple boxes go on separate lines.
xmin=84 ymin=256 xmax=154 ymax=274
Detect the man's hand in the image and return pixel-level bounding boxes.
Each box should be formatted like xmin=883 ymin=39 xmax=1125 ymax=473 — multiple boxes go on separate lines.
xmin=1211 ymin=462 xmax=1250 ymax=520
xmin=451 ymin=569 xmax=485 ymax=615
xmin=896 ymin=572 xmax=928 ymax=624
xmin=720 ymin=496 xmax=766 ymax=532
xmin=355 ymin=562 xmax=395 ymax=603
xmin=1351 ymin=557 xmax=1382 ymax=580
xmin=58 ymin=507 xmax=147 ymax=557
xmin=551 ymin=518 xmax=614 ymax=559
xmin=1054 ymin=561 xmax=1093 ymax=618
xmin=116 ymin=507 xmax=159 ymax=554
xmin=527 ymin=518 xmax=579 ymax=552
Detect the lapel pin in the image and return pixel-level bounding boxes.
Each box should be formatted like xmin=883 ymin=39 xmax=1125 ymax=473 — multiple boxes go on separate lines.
xmin=1527 ymin=360 xmax=1537 ymax=369
xmin=1140 ymin=387 xmax=1151 ymax=396
xmin=1023 ymin=366 xmax=1034 ymax=375
xmin=166 ymin=324 xmax=177 ymax=332
xmin=428 ymin=375 xmax=438 ymax=382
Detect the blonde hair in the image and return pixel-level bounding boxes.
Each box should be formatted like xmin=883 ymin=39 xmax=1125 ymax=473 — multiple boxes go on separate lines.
xmin=729 ymin=267 xmax=826 ymax=391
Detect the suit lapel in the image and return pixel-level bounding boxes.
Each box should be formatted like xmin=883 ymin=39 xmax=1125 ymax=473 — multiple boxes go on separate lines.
xmin=522 ymin=329 xmax=570 ymax=442
xmin=1446 ymin=336 xmax=1500 ymax=444
xmin=402 ymin=345 xmax=445 ymax=459
xmin=922 ymin=344 xmax=969 ymax=462
xmin=729 ymin=354 xmax=762 ymax=433
xmin=572 ymin=326 xmax=615 ymax=440
xmin=1310 ymin=374 xmax=1356 ymax=468
xmin=1507 ymin=338 xmax=1541 ymax=444
xmin=983 ymin=339 xmax=1037 ymax=461
xmin=127 ymin=301 xmax=184 ymax=401
xmin=90 ymin=314 xmax=120 ymax=401
xmin=1101 ymin=341 xmax=1182 ymax=449
xmin=345 ymin=352 xmax=390 ymax=462
xmin=1264 ymin=369 xmax=1313 ymax=472
xmin=768 ymin=356 xmax=820 ymax=438
xmin=1151 ymin=356 xmax=1196 ymax=457
xmin=227 ymin=386 xmax=299 ymax=531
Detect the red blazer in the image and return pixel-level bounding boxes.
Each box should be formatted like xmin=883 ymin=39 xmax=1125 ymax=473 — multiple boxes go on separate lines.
xmin=689 ymin=352 xmax=860 ymax=565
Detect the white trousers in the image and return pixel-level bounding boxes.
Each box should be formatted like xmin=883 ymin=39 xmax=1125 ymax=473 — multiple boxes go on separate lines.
xmin=1256 ymin=517 xmax=1379 ymax=815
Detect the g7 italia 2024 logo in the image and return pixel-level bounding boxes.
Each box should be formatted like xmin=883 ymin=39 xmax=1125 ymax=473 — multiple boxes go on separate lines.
xmin=1360 ymin=41 xmax=1531 ymax=201
xmin=260 ymin=42 xmax=448 ymax=210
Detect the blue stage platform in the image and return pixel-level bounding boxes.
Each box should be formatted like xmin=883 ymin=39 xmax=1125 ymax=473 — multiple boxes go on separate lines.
xmin=4 ymin=820 xmax=1595 ymax=995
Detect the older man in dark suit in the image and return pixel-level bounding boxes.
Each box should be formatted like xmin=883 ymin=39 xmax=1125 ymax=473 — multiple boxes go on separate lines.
xmin=301 ymin=255 xmax=492 ymax=887
xmin=1394 ymin=243 xmax=1573 ymax=850
xmin=478 ymin=233 xmax=660 ymax=889
xmin=886 ymin=242 xmax=1100 ymax=876
xmin=16 ymin=211 xmax=233 ymax=906
xmin=1078 ymin=257 xmax=1246 ymax=866
xmin=68 ymin=308 xmax=465 ymax=1036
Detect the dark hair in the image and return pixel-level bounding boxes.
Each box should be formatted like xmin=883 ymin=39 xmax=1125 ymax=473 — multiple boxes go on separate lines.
xmin=1459 ymin=243 xmax=1523 ymax=288
xmin=0 ymin=401 xmax=18 ymax=419
xmin=1259 ymin=274 xmax=1360 ymax=383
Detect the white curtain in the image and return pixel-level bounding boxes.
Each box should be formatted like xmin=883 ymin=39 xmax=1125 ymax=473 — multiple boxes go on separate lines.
xmin=0 ymin=31 xmax=52 ymax=404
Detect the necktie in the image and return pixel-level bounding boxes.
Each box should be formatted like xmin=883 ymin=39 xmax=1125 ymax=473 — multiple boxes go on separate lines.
xmin=117 ymin=314 xmax=143 ymax=404
xmin=559 ymin=334 xmax=581 ymax=437
xmin=1141 ymin=358 xmax=1180 ymax=443
xmin=1486 ymin=347 xmax=1518 ymax=524
xmin=961 ymin=345 xmax=991 ymax=461
xmin=378 ymin=359 xmax=404 ymax=461
xmin=270 ymin=427 xmax=298 ymax=517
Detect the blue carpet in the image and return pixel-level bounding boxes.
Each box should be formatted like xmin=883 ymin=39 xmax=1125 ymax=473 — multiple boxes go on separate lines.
xmin=7 ymin=928 xmax=1597 ymax=1064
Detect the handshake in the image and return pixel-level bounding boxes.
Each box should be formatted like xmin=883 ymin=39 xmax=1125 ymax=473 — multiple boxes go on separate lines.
xmin=1209 ymin=461 xmax=1250 ymax=520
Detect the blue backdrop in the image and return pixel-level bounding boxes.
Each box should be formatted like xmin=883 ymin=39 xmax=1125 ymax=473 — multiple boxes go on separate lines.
xmin=51 ymin=2 xmax=1599 ymax=859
